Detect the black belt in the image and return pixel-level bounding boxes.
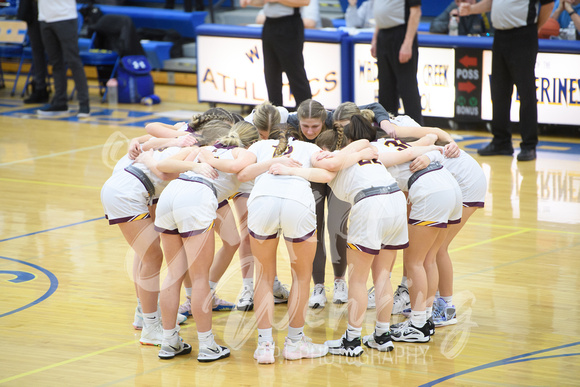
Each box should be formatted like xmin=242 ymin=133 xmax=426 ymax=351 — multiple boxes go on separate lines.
xmin=407 ymin=161 xmax=443 ymax=190
xmin=178 ymin=174 xmax=217 ymax=198
xmin=353 ymin=183 xmax=401 ymax=205
xmin=125 ymin=165 xmax=155 ymax=198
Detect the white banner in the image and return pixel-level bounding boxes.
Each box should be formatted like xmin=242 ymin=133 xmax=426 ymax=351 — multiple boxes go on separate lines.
xmin=481 ymin=51 xmax=580 ymax=125
xmin=352 ymin=44 xmax=456 ymax=118
xmin=197 ymin=35 xmax=342 ymax=108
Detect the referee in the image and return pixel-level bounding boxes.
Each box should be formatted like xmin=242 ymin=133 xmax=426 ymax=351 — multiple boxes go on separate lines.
xmin=460 ymin=0 xmax=554 ymax=161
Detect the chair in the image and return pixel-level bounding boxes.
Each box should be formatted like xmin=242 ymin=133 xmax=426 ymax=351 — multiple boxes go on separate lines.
xmin=74 ymin=32 xmax=120 ymax=103
xmin=0 ymin=20 xmax=27 ymax=90
xmin=74 ymin=14 xmax=144 ymax=103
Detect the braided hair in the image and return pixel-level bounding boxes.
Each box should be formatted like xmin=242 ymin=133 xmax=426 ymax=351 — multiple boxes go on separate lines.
xmin=268 ymin=123 xmax=301 ymax=156
xmin=217 ymin=121 xmax=259 ymax=148
xmin=195 ymin=120 xmax=233 ymax=146
xmin=187 ymin=108 xmax=236 ymax=132
xmin=315 ymin=121 xmax=346 ymax=151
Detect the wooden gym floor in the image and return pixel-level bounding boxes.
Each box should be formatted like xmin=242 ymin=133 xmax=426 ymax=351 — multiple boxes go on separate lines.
xmin=0 ymin=80 xmax=579 ymax=386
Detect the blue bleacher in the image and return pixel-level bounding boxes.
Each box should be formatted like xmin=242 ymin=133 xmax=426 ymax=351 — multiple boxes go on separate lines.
xmin=127 ymin=0 xmax=234 ymax=8
xmin=337 ymin=0 xmax=450 ymax=17
xmin=76 ymin=4 xmax=208 ymax=69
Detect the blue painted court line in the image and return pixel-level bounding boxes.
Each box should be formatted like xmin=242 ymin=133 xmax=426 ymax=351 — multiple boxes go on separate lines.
xmin=420 ymin=341 xmax=580 ymax=386
xmin=0 ymin=216 xmax=105 ymax=243
xmin=0 ymin=256 xmax=59 ymax=318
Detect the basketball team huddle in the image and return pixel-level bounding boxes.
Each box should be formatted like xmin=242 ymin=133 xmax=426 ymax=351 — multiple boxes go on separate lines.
xmin=100 ymin=99 xmax=486 ymax=364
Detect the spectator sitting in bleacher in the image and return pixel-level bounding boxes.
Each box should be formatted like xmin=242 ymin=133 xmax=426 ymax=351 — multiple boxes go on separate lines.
xmin=429 ymin=0 xmax=493 ymax=35
xmin=345 ymin=0 xmax=374 ymax=28
xmin=164 ymin=0 xmax=205 ymax=12
xmin=255 ymin=0 xmax=321 ymax=28
xmin=547 ymin=0 xmax=579 ymax=38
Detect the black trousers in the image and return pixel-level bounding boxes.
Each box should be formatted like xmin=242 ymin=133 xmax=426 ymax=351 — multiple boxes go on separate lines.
xmin=165 ymin=0 xmax=204 ymax=12
xmin=262 ymin=12 xmax=312 ymax=108
xmin=40 ymin=19 xmax=89 ymax=107
xmin=491 ymin=24 xmax=539 ymax=151
xmin=376 ymin=25 xmax=423 ymax=125
xmin=26 ymin=18 xmax=48 ymax=90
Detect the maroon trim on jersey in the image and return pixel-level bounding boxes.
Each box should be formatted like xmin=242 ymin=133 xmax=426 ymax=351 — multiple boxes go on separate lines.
xmin=249 ymin=229 xmax=278 ymax=240
xmin=108 ymin=213 xmax=151 ymax=225
xmin=283 ymin=229 xmax=316 ymax=243
xmin=463 ymin=201 xmax=484 ymax=208
xmin=230 ymin=192 xmax=250 ymax=199
xmin=381 ymin=242 xmax=410 ymax=250
xmin=448 ymin=218 xmax=462 ymax=225
xmin=218 ymin=199 xmax=229 ymax=209
xmin=154 ymin=226 xmax=180 ymax=235
xmin=347 ymin=243 xmax=380 ymax=255
xmin=408 ymin=218 xmax=448 ymax=228
xmin=180 ymin=228 xmax=209 ymax=238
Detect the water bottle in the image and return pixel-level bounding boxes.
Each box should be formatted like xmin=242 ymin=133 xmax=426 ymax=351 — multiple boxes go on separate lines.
xmin=106 ymin=78 xmax=118 ymax=105
xmin=567 ymin=21 xmax=576 ymax=40
xmin=449 ymin=15 xmax=459 ymax=36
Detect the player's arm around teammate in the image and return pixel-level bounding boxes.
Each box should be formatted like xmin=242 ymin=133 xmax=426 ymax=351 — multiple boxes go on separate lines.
xmin=238 ymin=125 xmax=329 ymax=364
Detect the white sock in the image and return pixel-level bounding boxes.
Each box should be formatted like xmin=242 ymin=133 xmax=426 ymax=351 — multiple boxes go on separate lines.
xmin=410 ymin=310 xmax=427 ymax=328
xmin=163 ymin=327 xmax=179 ymax=343
xmin=243 ymin=278 xmax=254 ymax=288
xmin=143 ymin=311 xmax=159 ymax=327
xmin=346 ymin=324 xmax=362 ymax=341
xmin=198 ymin=329 xmax=214 ymax=346
xmin=209 ymin=281 xmax=218 ymax=292
xmin=258 ymin=328 xmax=273 ymax=343
xmin=442 ymin=296 xmax=453 ymax=305
xmin=137 ymin=298 xmax=141 ymax=308
xmin=287 ymin=326 xmax=304 ymax=342
xmin=426 ymin=306 xmax=433 ymax=319
xmin=401 ymin=276 xmax=408 ymax=288
xmin=375 ymin=321 xmax=390 ymax=336
xmin=185 ymin=287 xmax=192 ymax=298
xmin=435 ymin=290 xmax=440 ymax=299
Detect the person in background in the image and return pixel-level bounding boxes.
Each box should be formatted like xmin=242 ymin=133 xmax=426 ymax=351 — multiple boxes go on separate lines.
xmin=164 ymin=0 xmax=205 ymax=12
xmin=372 ymin=0 xmax=424 ymax=125
xmin=549 ymin=0 xmax=580 ymax=38
xmin=429 ymin=0 xmax=493 ymax=35
xmin=36 ymin=0 xmax=90 ymax=117
xmin=17 ymin=0 xmax=50 ymax=104
xmin=256 ymin=0 xmax=321 ymax=28
xmin=345 ymin=0 xmax=375 ymax=28
xmin=240 ymin=0 xmax=312 ymax=109
xmin=460 ymin=0 xmax=554 ymax=161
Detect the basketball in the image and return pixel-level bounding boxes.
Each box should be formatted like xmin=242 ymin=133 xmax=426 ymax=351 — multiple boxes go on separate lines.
xmin=539 ymin=18 xmax=561 ymax=39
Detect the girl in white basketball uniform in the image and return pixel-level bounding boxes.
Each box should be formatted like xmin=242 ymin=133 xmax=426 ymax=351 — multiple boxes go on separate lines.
xmin=100 ymin=121 xmax=232 ymax=343
xmin=101 ymin=145 xmax=194 ymax=345
xmin=294 ymin=116 xmax=444 ymax=355
xmin=236 ymin=124 xmax=331 ymax=364
xmin=388 ymin=115 xmax=487 ymax=327
xmin=270 ymin=116 xmax=444 ymax=356
xmin=371 ymin=134 xmax=462 ymax=343
xmin=235 ymin=102 xmax=291 ymax=311
xmin=143 ymin=113 xmax=244 ymax=315
xmin=152 ymin=122 xmax=259 ymax=362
